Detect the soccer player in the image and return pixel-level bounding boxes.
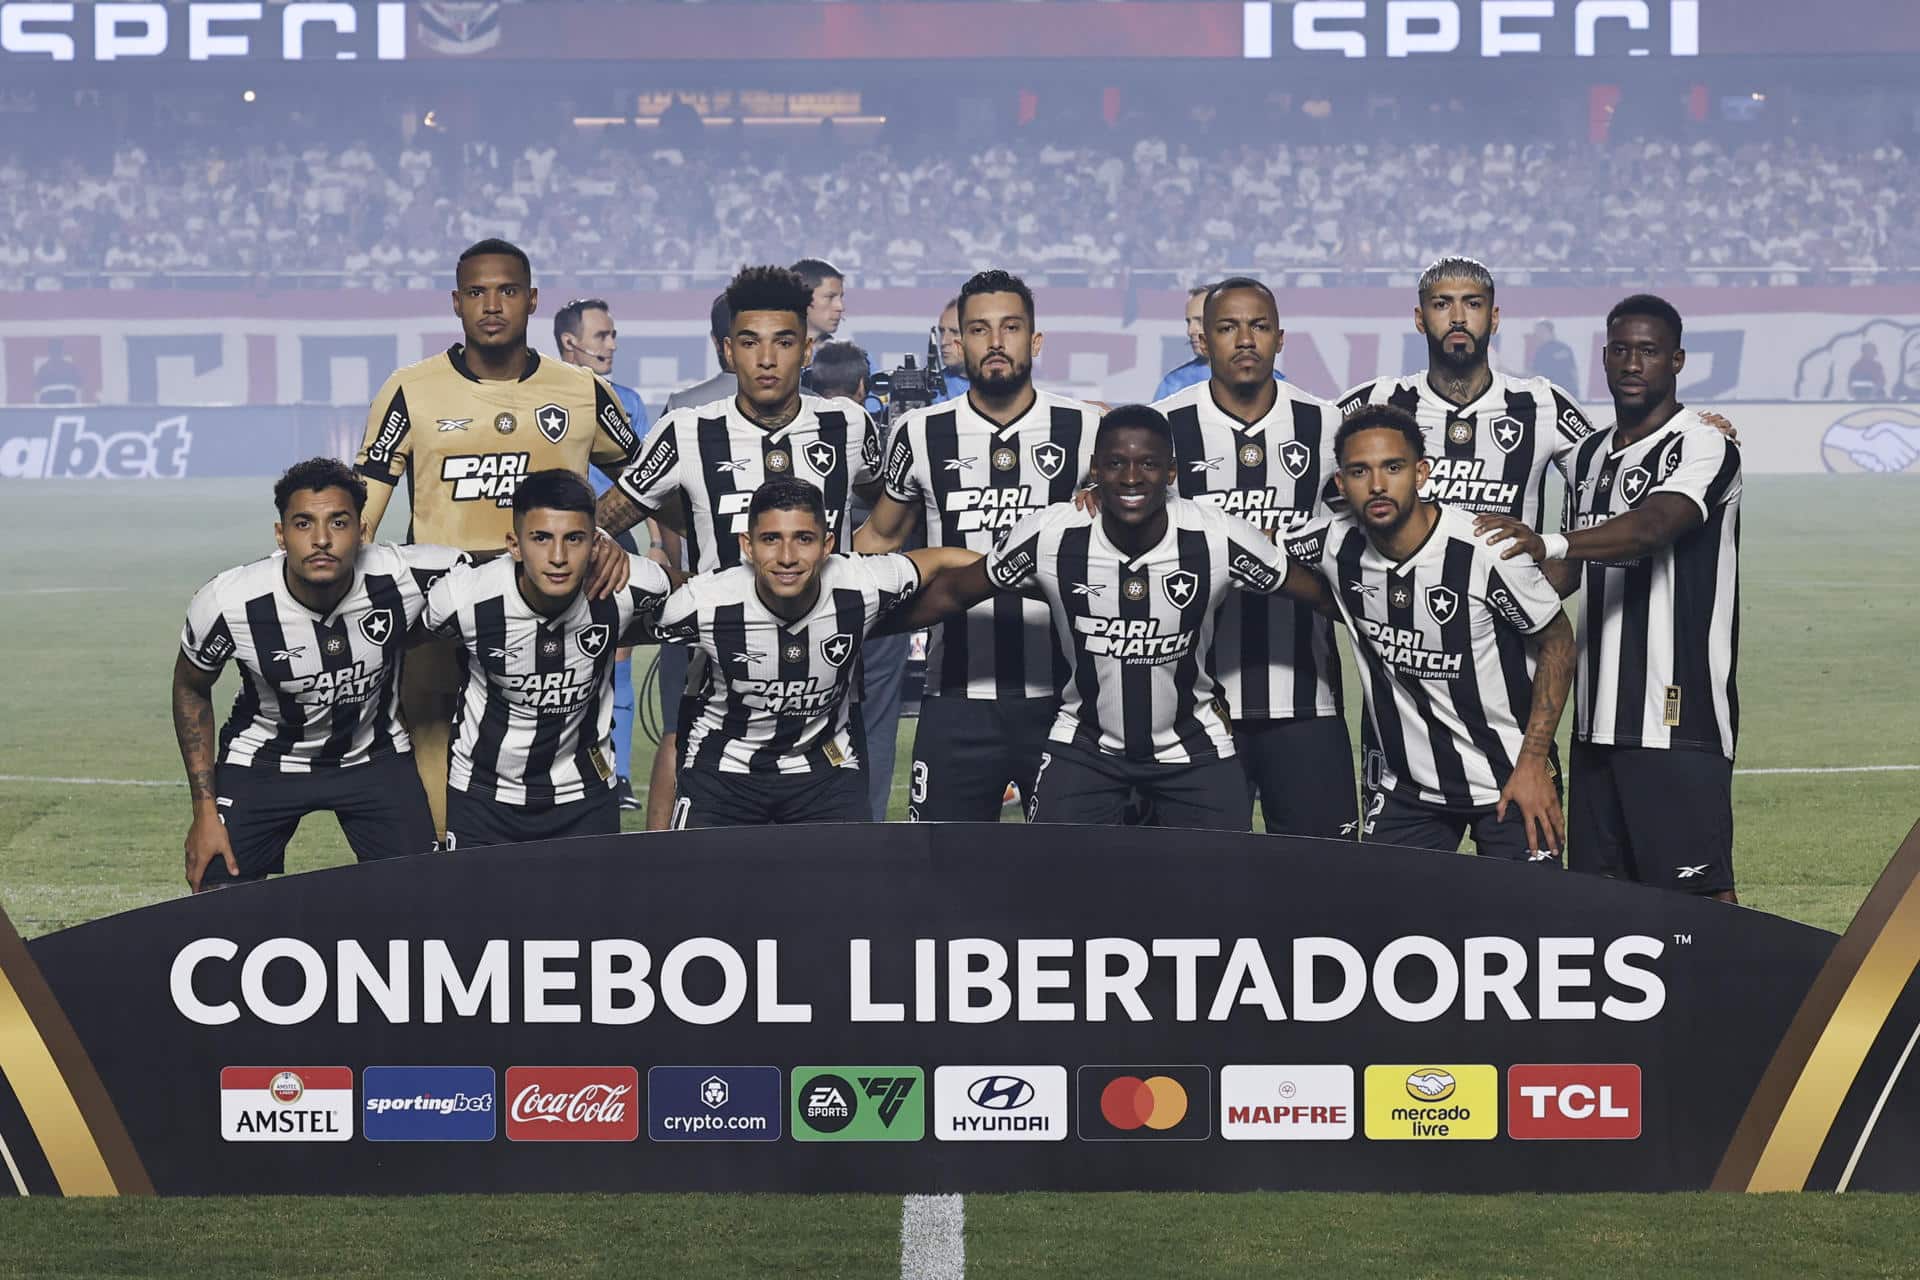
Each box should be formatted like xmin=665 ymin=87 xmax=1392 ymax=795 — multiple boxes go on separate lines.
xmin=657 ymin=478 xmax=976 ymax=828
xmin=896 ymin=405 xmax=1337 ymax=831
xmin=1154 ymin=276 xmax=1353 ymax=838
xmin=1287 ymin=404 xmax=1576 ymax=860
xmin=424 ymin=470 xmax=672 ymax=848
xmin=852 ymin=269 xmax=1103 ymax=822
xmin=355 ymin=238 xmax=644 ymax=838
xmin=553 ymin=295 xmax=652 ymax=812
xmin=1476 ymin=296 xmax=1741 ymax=901
xmin=172 ymin=459 xmax=465 ymax=891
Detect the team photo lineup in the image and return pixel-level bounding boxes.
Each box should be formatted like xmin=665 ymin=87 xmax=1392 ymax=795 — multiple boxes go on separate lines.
xmin=173 ymin=239 xmax=1742 ymax=901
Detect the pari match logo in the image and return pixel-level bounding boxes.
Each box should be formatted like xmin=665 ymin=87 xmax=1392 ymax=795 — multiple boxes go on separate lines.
xmin=647 ymin=1066 xmax=782 ymax=1142
xmin=361 ymin=1066 xmax=496 ymax=1142
xmin=932 ymin=1066 xmax=1068 ymax=1142
xmin=1075 ymin=1065 xmax=1212 ymax=1141
xmin=791 ymin=1067 xmax=925 ymax=1142
xmin=1364 ymin=1065 xmax=1498 ymax=1140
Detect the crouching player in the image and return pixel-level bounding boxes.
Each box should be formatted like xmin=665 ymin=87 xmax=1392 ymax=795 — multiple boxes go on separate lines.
xmin=172 ymin=459 xmax=467 ymax=891
xmin=426 ymin=470 xmax=673 ymax=847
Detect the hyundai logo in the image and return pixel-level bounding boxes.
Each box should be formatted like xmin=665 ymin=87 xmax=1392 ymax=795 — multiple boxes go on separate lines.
xmin=967 ymin=1075 xmax=1034 ymax=1110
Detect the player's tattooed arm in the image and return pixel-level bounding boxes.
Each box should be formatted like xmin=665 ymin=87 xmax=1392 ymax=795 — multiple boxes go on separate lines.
xmin=171 ymin=654 xmax=238 ymax=890
xmin=1498 ymin=612 xmax=1575 ymax=858
xmin=594 ymin=484 xmax=650 ymax=538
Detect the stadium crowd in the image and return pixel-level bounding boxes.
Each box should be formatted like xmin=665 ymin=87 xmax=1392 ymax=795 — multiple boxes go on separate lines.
xmin=5 ymin=132 xmax=1916 ymax=286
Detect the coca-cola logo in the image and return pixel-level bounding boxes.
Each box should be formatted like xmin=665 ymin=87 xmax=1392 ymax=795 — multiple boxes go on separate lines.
xmin=503 ymin=1067 xmax=640 ymax=1142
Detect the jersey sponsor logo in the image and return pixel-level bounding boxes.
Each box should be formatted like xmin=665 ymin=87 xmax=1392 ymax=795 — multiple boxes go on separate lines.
xmin=359 ymin=608 xmax=395 ymax=646
xmin=803 ymin=439 xmax=839 ymax=477
xmin=1486 ymin=585 xmax=1535 ymax=632
xmin=737 ymin=672 xmax=844 ymax=716
xmin=597 ymin=399 xmax=635 ymax=451
xmin=1489 ymin=414 xmax=1525 ymax=455
xmin=441 ymin=452 xmax=531 ymax=505
xmin=1677 ymin=863 xmax=1709 ymax=879
xmin=819 ymin=632 xmax=855 ymax=668
xmin=1030 ymin=440 xmax=1068 ymax=480
xmin=885 ymin=436 xmax=918 ymax=487
xmin=1507 ymin=1065 xmax=1642 ymax=1140
xmin=502 ymin=668 xmax=596 ymax=712
xmin=436 ymin=418 xmax=471 ymax=433
xmin=1356 ymin=616 xmax=1465 ymax=678
xmin=1363 ymin=1064 xmax=1497 ymax=1141
xmin=1071 ymin=581 xmax=1106 ymax=598
xmin=1277 ymin=439 xmax=1313 ymax=479
xmin=942 ymin=455 xmax=977 ymax=473
xmin=1194 ymin=489 xmax=1311 ymax=532
xmin=1162 ymin=568 xmax=1200 ymax=608
xmin=1559 ymin=404 xmax=1596 ymax=441
xmin=367 ymin=406 xmax=407 ymax=462
xmin=1284 ymin=527 xmax=1329 ymax=563
xmin=715 ymin=457 xmax=751 ymax=475
xmin=286 ymin=660 xmax=383 ymax=707
xmin=629 ymin=432 xmax=678 ymax=493
xmin=271 ymin=645 xmax=307 ymax=662
xmin=987 ymin=548 xmax=1035 ymax=589
xmin=1188 ymin=456 xmax=1224 ymax=473
xmin=1230 ymin=551 xmax=1281 ymax=594
xmin=1346 ymin=579 xmax=1380 ymax=599
xmin=576 ymin=622 xmax=611 ymax=659
xmin=1422 ymin=458 xmax=1521 ymax=512
xmin=1073 ymin=615 xmax=1197 ymax=663
xmin=941 ymin=485 xmax=1041 ymax=533
xmin=1425 ymin=585 xmax=1460 ymax=624
xmin=535 ymin=403 xmax=569 ymax=444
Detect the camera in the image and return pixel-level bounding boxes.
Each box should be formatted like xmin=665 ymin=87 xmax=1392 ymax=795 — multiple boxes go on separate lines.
xmin=869 ymin=327 xmax=949 ymax=426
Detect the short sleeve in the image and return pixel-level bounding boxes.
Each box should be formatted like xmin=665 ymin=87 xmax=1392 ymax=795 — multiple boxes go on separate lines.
xmin=357 ymin=371 xmax=412 ymax=485
xmin=859 ymin=552 xmax=923 ymax=624
xmin=588 ymin=374 xmax=644 ymax=472
xmin=881 ymin=421 xmax=921 ymax=505
xmin=1283 ymin=517 xmax=1336 ymax=574
xmin=615 ymin=416 xmax=683 ymax=514
xmin=650 ymin=584 xmax=701 ymax=646
xmin=397 ymin=543 xmax=471 ymax=595
xmin=180 ymin=578 xmax=236 ymax=672
xmin=619 ymin=556 xmax=675 ymax=644
xmin=984 ymin=507 xmax=1051 ymax=590
xmin=1644 ymin=427 xmax=1742 ymax=521
xmin=1220 ymin=512 xmax=1290 ymax=596
xmin=1481 ymin=555 xmax=1564 ymax=636
xmin=853 ymin=406 xmax=885 ymax=489
xmin=423 ymin=568 xmax=465 ymax=638
xmin=1547 ymin=387 xmax=1598 ymax=477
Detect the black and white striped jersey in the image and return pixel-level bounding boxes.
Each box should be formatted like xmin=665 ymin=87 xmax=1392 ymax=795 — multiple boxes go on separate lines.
xmin=616 ymin=393 xmax=882 ymax=575
xmin=1565 ymin=409 xmax=1742 ymax=759
xmin=986 ymin=498 xmax=1291 ymax=765
xmin=180 ymin=543 xmax=467 ymax=772
xmin=1286 ymin=505 xmax=1565 ymax=811
xmin=1155 ymin=378 xmax=1344 ymax=722
xmin=653 ymin=553 xmax=923 ymax=775
xmin=1337 ymin=370 xmax=1596 ymax=529
xmin=425 ymin=554 xmax=671 ymax=806
xmin=880 ymin=388 xmax=1101 ymax=699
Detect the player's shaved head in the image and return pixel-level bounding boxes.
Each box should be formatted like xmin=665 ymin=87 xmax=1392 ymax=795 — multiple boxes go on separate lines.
xmin=1203 ymin=277 xmax=1279 ymax=327
xmin=456 ymin=237 xmax=532 ymax=287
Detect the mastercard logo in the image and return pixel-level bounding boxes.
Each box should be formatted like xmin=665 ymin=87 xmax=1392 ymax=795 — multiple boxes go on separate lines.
xmin=1099 ymin=1075 xmax=1190 ymax=1131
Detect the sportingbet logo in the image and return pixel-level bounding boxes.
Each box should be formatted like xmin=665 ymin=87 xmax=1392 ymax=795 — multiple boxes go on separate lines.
xmin=933 ymin=1066 xmax=1067 ymax=1142
xmin=1220 ymin=1065 xmax=1354 ymax=1141
xmin=1363 ymin=1064 xmax=1497 ymax=1140
xmin=791 ymin=1066 xmax=924 ymax=1141
xmin=362 ymin=1066 xmax=495 ymax=1142
xmin=442 ymin=453 xmax=530 ymax=505
xmin=1508 ymin=1064 xmax=1642 ymax=1140
xmin=0 ymin=415 xmax=191 ymax=479
xmin=504 ymin=1067 xmax=638 ymax=1142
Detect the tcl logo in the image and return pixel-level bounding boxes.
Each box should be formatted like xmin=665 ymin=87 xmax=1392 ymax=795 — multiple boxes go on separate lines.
xmin=504 ymin=1067 xmax=639 ymax=1142
xmin=1507 ymin=1064 xmax=1641 ymax=1140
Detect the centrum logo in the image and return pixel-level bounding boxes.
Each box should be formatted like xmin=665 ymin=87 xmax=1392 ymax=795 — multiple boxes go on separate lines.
xmin=791 ymin=1066 xmax=924 ymax=1142
xmin=1364 ymin=1064 xmax=1497 ymax=1140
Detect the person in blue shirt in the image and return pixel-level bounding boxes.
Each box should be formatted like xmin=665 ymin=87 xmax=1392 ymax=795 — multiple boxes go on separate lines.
xmin=554 ymin=296 xmax=651 ymax=813
xmin=937 ymin=296 xmax=969 ymax=402
xmin=1155 ymin=283 xmax=1286 ymax=399
xmin=793 ymin=257 xmax=887 ymax=419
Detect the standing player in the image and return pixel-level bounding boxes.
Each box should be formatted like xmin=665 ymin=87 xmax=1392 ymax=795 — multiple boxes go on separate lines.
xmin=657 ymin=478 xmax=975 ymax=828
xmin=1477 ymin=296 xmax=1741 ymax=901
xmin=553 ymin=295 xmax=652 ymax=811
xmin=1154 ymin=277 xmax=1352 ymax=838
xmin=852 ymin=269 xmax=1103 ymax=822
xmin=1288 ymin=405 xmax=1576 ymax=860
xmin=172 ymin=459 xmax=465 ymax=891
xmin=425 ymin=471 xmax=672 ymax=848
xmin=897 ymin=405 xmax=1338 ymax=831
xmin=356 ymin=238 xmax=644 ymax=838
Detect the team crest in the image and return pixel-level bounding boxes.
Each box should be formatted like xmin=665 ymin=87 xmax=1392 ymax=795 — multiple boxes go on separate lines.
xmin=1447 ymin=418 xmax=1474 ymax=446
xmin=1489 ymin=414 xmax=1525 ymax=455
xmin=323 ymin=635 xmax=347 ymax=657
xmin=783 ymin=642 xmax=804 ymax=663
xmin=819 ymin=631 xmax=855 ymax=668
xmin=1030 ymin=441 xmax=1068 ymax=480
xmin=1122 ymin=577 xmax=1148 ymax=601
xmin=1162 ymin=568 xmax=1200 ymax=609
xmin=766 ymin=449 xmax=792 ymax=473
xmin=992 ymin=446 xmax=1018 ymax=472
xmin=576 ymin=622 xmax=611 ymax=658
xmin=803 ymin=440 xmax=839 ymax=476
xmin=1425 ymin=585 xmax=1460 ymax=624
xmin=358 ymin=608 xmax=395 ymax=646
xmin=1620 ymin=465 xmax=1653 ymax=505
xmin=494 ymin=412 xmax=517 ymax=435
xmin=535 ymin=403 xmax=569 ymax=444
xmin=1277 ymin=440 xmax=1311 ymax=480
xmin=1237 ymin=442 xmax=1265 ymax=468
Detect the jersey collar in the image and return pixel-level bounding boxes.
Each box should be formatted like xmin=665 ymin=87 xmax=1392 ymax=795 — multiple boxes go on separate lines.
xmin=447 ymin=343 xmax=542 ymax=384
xmin=1420 ymin=367 xmax=1508 ymax=418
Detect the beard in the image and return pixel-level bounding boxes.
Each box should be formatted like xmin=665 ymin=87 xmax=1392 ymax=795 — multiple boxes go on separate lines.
xmin=967 ymin=356 xmax=1032 ymax=399
xmin=1427 ymin=328 xmax=1485 ymax=373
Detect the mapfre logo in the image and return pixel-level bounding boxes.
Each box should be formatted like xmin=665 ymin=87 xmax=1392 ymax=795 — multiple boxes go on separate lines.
xmin=1220 ymin=1065 xmax=1354 ymax=1141
xmin=504 ymin=1067 xmax=639 ymax=1142
xmin=1507 ymin=1064 xmax=1642 ymax=1140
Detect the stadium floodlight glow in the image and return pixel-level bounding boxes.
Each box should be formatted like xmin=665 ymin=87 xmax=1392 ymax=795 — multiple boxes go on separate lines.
xmin=1241 ymin=0 xmax=1699 ymax=58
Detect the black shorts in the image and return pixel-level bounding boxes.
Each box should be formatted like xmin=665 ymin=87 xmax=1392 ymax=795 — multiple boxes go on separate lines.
xmin=1027 ymin=741 xmax=1252 ymax=832
xmin=1364 ymin=790 xmax=1562 ymax=865
xmin=202 ymin=752 xmax=435 ymax=886
xmin=672 ymin=766 xmax=869 ymax=828
xmin=1569 ymin=740 xmax=1735 ymax=894
xmin=909 ymin=694 xmax=1057 ymax=822
xmin=444 ymin=786 xmax=620 ymax=850
xmin=1234 ymin=715 xmax=1358 ymax=840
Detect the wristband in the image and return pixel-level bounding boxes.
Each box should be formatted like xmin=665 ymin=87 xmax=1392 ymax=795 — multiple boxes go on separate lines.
xmin=1540 ymin=533 xmax=1569 ymax=561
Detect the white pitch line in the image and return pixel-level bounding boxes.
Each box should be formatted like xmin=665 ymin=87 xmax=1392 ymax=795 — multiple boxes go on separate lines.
xmin=0 ymin=1129 xmax=27 ymax=1197
xmin=1837 ymin=1015 xmax=1920 ymax=1193
xmin=0 ymin=587 xmax=132 ymax=596
xmin=900 ymin=1194 xmax=965 ymax=1280
xmin=1734 ymin=765 xmax=1920 ymax=776
xmin=0 ymin=775 xmax=183 ymax=788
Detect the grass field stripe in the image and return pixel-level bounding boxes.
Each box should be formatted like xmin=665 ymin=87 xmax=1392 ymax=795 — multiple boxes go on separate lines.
xmin=0 ymin=1128 xmax=27 ymax=1197
xmin=1836 ymin=1014 xmax=1920 ymax=1193
xmin=899 ymin=1193 xmax=964 ymax=1279
xmin=0 ymin=776 xmax=185 ymax=788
